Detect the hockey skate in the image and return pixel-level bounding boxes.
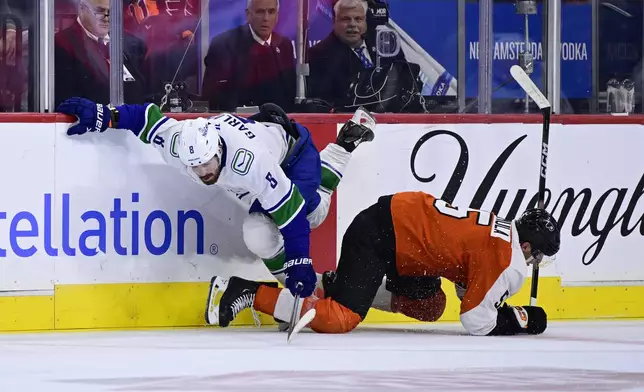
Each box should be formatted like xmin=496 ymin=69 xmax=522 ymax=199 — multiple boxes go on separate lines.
xmin=336 ymin=107 xmax=376 ymax=153
xmin=205 ymin=276 xmax=264 ymax=328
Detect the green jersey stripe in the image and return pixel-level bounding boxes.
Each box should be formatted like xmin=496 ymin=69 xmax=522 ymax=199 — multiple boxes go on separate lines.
xmin=139 ymin=104 xmax=165 ymax=144
xmin=270 ymin=186 xmax=305 ymax=229
xmin=321 ymin=165 xmax=342 ymax=191
xmin=263 ymin=251 xmax=286 ymax=274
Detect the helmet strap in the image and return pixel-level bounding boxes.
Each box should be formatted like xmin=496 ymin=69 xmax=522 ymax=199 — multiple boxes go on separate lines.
xmin=526 ymin=250 xmax=544 ymax=266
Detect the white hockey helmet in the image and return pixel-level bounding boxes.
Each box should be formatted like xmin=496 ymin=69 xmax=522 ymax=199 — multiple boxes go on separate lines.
xmin=178 ymin=118 xmax=222 ymax=168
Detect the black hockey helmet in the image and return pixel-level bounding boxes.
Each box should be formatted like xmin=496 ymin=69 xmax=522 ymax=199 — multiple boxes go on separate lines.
xmin=515 ymin=208 xmax=561 ymax=257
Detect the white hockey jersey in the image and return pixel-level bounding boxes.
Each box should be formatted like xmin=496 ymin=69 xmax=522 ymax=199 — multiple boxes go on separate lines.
xmin=114 ymin=103 xmax=310 ymax=260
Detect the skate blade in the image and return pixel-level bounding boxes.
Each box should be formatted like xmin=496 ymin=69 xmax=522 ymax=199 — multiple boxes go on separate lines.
xmin=287 ymin=309 xmax=316 ymax=344
xmin=205 ymin=276 xmax=229 ymax=325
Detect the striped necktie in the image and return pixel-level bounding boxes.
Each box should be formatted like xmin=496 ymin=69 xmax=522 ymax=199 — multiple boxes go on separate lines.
xmin=354 ymin=47 xmax=373 ymax=69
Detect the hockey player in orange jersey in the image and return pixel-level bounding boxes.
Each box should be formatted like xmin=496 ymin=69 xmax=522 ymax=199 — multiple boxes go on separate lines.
xmin=205 ymin=191 xmax=561 ymax=336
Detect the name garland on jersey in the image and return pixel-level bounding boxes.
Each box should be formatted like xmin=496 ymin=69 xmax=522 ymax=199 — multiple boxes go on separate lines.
xmin=231 ymin=148 xmax=255 ymax=176
xmin=491 ymin=216 xmax=512 ymax=243
xmin=220 ymin=114 xmax=256 ymax=139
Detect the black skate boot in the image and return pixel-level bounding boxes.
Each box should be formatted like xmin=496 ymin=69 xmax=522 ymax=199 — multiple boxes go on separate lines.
xmin=205 ymin=276 xmax=263 ymax=328
xmin=336 ymin=107 xmax=376 ymax=153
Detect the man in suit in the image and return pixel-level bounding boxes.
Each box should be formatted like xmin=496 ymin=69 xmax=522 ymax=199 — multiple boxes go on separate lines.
xmin=201 ymin=0 xmax=296 ymax=113
xmin=55 ymin=0 xmax=149 ymax=107
xmin=125 ymin=0 xmax=200 ymax=97
xmin=307 ymin=0 xmax=410 ymax=111
xmin=0 ymin=0 xmax=36 ymax=111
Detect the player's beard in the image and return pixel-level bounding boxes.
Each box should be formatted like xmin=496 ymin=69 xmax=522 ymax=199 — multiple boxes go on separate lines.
xmin=199 ymin=166 xmax=221 ymax=185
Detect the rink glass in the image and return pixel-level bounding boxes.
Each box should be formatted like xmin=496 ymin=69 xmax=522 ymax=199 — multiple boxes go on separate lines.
xmin=2 ymin=0 xmax=640 ymax=114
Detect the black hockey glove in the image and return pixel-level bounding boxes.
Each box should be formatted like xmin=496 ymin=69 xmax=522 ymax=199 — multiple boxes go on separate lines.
xmin=487 ymin=305 xmax=547 ymax=336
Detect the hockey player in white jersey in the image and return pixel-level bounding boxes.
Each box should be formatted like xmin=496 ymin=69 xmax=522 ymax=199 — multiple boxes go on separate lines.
xmin=56 ymin=97 xmax=375 ymax=304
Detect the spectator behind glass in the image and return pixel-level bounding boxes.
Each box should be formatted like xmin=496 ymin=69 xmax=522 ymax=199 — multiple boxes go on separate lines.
xmin=125 ymin=0 xmax=200 ymax=104
xmin=55 ymin=0 xmax=150 ymax=107
xmin=201 ymin=0 xmax=296 ymax=112
xmin=0 ymin=0 xmax=34 ymax=112
xmin=306 ymin=0 xmax=409 ymax=111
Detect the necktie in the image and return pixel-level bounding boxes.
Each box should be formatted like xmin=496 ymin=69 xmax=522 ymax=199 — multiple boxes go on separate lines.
xmin=354 ymin=47 xmax=373 ymax=69
xmin=97 ymin=39 xmax=110 ymax=61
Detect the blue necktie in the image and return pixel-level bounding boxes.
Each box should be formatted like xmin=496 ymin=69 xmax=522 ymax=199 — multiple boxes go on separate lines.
xmin=354 ymin=47 xmax=373 ymax=69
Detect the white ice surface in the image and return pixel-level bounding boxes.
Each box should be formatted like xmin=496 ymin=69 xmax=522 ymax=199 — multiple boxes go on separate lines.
xmin=0 ymin=320 xmax=643 ymax=391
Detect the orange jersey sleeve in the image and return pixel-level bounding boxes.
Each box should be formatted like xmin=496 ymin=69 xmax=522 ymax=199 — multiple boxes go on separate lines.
xmin=390 ymin=191 xmax=528 ymax=335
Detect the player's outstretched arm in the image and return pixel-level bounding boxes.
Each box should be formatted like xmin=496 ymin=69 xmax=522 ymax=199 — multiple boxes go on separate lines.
xmin=57 ymin=97 xmax=171 ymax=144
xmin=459 ymin=263 xmax=547 ymax=336
xmin=267 ymin=184 xmax=315 ymax=298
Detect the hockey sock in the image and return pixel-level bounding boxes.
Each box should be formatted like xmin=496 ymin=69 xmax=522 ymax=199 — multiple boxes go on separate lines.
xmin=308 ymin=298 xmax=362 ymax=334
xmin=254 ymin=286 xmax=301 ymax=322
xmin=320 ymin=144 xmax=351 ymax=193
xmin=254 ymin=286 xmax=361 ymax=333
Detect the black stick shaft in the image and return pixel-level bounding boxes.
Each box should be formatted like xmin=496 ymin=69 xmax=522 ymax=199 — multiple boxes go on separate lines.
xmin=531 ymin=108 xmax=551 ymax=306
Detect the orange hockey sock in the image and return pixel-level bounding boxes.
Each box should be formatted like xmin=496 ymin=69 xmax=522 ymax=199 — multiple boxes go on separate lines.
xmin=253 ymin=286 xmax=361 ymax=334
xmin=253 ymin=285 xmax=281 ymax=315
xmin=253 ymin=286 xmax=304 ymax=322
xmin=309 ymin=298 xmax=362 ymax=334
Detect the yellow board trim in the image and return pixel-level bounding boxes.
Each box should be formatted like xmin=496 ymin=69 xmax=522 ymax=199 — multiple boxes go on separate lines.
xmin=0 ymin=295 xmax=54 ymax=331
xmin=365 ymin=278 xmax=644 ymax=323
xmin=1 ymin=277 xmax=643 ymax=332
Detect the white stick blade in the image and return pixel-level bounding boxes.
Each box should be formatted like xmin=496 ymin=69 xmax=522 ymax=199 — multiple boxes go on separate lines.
xmin=510 ymin=65 xmax=551 ymax=110
xmin=287 ymin=309 xmax=316 ymax=344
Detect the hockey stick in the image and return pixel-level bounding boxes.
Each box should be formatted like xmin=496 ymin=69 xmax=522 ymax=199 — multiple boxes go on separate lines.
xmin=509 ymin=65 xmax=552 ymax=307
xmin=287 ymin=309 xmax=316 ymax=344
xmin=286 ymin=282 xmax=318 ymax=344
xmin=287 ymin=282 xmax=303 ymax=343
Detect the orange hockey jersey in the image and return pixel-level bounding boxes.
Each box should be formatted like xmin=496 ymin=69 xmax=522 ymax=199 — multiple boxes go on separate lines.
xmin=390 ymin=192 xmax=528 ymax=335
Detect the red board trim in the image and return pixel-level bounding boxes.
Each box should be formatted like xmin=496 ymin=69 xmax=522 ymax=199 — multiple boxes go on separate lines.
xmin=2 ymin=112 xmax=644 ymax=125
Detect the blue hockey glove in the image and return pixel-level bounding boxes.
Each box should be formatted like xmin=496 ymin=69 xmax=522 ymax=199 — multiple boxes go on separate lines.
xmin=283 ymin=258 xmax=316 ymax=298
xmin=56 ymin=97 xmax=111 ymax=136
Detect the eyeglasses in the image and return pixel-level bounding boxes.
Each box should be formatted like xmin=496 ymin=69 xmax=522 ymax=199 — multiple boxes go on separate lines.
xmin=81 ymin=2 xmax=110 ymax=19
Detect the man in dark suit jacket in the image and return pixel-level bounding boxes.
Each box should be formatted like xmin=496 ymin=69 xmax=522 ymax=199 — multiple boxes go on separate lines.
xmin=201 ymin=0 xmax=296 ymax=113
xmin=1 ymin=0 xmax=36 ymax=111
xmin=307 ymin=0 xmax=408 ymax=111
xmin=55 ymin=0 xmax=149 ymax=107
xmin=125 ymin=0 xmax=200 ymax=99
